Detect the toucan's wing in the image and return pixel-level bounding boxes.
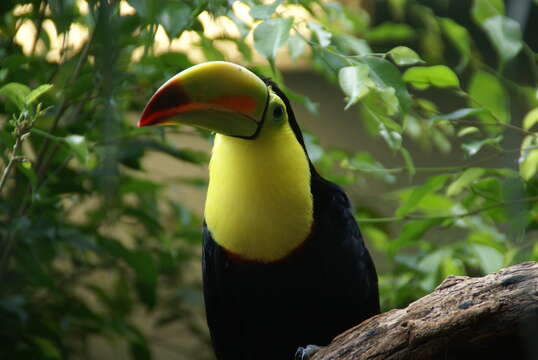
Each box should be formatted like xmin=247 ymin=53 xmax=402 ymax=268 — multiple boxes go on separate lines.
xmin=312 ymin=175 xmax=380 ymax=322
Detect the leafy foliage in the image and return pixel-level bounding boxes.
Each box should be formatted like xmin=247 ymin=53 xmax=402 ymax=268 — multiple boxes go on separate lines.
xmin=1 ymin=0 xmax=537 ymax=359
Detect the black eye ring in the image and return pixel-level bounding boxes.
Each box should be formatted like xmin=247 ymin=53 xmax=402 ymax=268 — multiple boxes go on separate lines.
xmin=273 ymin=105 xmax=284 ymax=120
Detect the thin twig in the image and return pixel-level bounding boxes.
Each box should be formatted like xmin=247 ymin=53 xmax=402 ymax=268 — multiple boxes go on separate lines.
xmin=357 ymin=196 xmax=538 ymax=223
xmin=346 ymin=152 xmax=504 ymax=175
xmin=0 ymin=124 xmax=28 ymax=277
xmin=0 ymin=136 xmax=23 ymax=194
xmin=30 ymin=1 xmax=46 ymax=56
xmin=34 ymin=35 xmax=93 ymax=180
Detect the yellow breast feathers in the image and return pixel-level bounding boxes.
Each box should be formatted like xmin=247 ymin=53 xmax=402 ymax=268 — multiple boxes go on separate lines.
xmin=204 ymin=124 xmax=313 ymax=262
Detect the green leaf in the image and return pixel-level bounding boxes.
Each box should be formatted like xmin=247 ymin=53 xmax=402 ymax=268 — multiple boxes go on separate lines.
xmin=121 ymin=178 xmax=161 ymax=195
xmin=439 ymin=18 xmax=471 ymax=69
xmin=523 ymin=108 xmax=538 ymax=130
xmin=253 ymin=17 xmax=293 ymax=65
xmin=333 ymin=34 xmax=371 ymax=56
xmin=468 ymin=70 xmax=509 ymax=134
xmin=396 ymin=174 xmax=451 ymax=217
xmin=288 ymin=34 xmax=306 ymax=61
xmin=416 ymin=98 xmax=438 ymax=115
xmin=372 ymin=87 xmax=400 ymax=116
xmin=457 ymin=126 xmax=480 ymax=137
xmin=471 ymin=243 xmax=503 ymax=274
xmin=361 ymin=96 xmax=402 ymax=136
xmin=200 ymin=38 xmax=225 ymax=61
xmin=472 ymin=0 xmax=504 ymax=25
xmin=418 ymin=248 xmax=451 ymax=291
xmin=446 ymin=168 xmax=486 ymax=197
xmin=250 ymin=0 xmax=281 ymax=20
xmin=362 ymin=56 xmax=412 ymax=113
xmin=338 ymin=64 xmax=372 ymax=110
xmin=417 ymin=248 xmax=448 ymax=274
xmin=432 ymin=129 xmax=451 ymax=154
xmin=366 ymin=22 xmax=416 ymax=43
xmin=430 ymin=108 xmax=488 ymax=125
xmin=400 ymin=147 xmax=415 ymax=178
xmin=177 ymin=176 xmax=208 ymax=189
xmin=312 ymin=46 xmax=348 ymax=73
xmin=482 ymin=16 xmax=522 ymax=65
xmin=363 ymin=225 xmax=389 ymax=252
xmin=129 ymin=0 xmax=158 ymax=22
xmin=0 ymin=69 xmax=8 ymax=82
xmin=308 ymin=22 xmax=331 ymax=47
xmin=32 ymin=337 xmax=62 ymax=360
xmin=519 ymin=135 xmax=538 ymax=180
xmin=403 ymin=65 xmax=460 ymax=90
xmin=127 ymin=250 xmax=158 ymax=309
xmin=234 ymin=38 xmax=253 ymax=62
xmin=461 ymin=136 xmax=503 ymax=157
xmin=414 ymin=192 xmax=455 ymax=216
xmin=341 ymin=152 xmax=396 ymax=184
xmin=286 ymin=91 xmax=319 ymax=116
xmin=25 ymin=84 xmax=53 ymax=105
xmin=387 ymin=0 xmax=406 ymax=19
xmin=157 ymin=4 xmax=193 ymax=38
xmin=64 ymin=135 xmax=89 ymax=165
xmin=379 ymin=123 xmax=402 ymax=150
xmin=388 ymin=46 xmax=425 ymax=66
xmin=49 ymin=0 xmax=78 ymax=34
xmin=0 ymin=82 xmax=31 ymax=111
xmin=441 ymin=256 xmax=465 ymax=278
xmin=392 ymin=219 xmax=443 ymax=254
xmin=419 ymin=11 xmax=444 ymax=63
xmin=473 ymin=176 xmax=503 ymax=205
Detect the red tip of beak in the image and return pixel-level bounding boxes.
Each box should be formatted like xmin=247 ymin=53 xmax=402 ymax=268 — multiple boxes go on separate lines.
xmin=138 ymin=82 xmax=191 ymax=127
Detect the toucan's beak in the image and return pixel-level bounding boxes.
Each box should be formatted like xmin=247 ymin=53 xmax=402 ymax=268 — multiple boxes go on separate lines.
xmin=138 ymin=61 xmax=268 ymax=139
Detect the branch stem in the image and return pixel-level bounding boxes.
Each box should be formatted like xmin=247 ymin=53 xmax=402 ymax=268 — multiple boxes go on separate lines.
xmin=357 ymin=196 xmax=538 ymax=223
xmin=0 ymin=135 xmax=23 ymax=194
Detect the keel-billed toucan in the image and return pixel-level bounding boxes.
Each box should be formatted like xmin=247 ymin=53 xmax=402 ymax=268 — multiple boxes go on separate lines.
xmin=139 ymin=61 xmax=380 ymax=360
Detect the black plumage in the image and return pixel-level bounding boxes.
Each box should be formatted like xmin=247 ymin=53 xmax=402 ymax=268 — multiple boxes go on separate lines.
xmin=202 ymin=81 xmax=380 ymax=360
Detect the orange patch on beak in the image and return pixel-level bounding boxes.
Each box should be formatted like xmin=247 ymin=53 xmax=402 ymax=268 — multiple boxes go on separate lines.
xmin=138 ymin=96 xmax=261 ymax=128
xmin=210 ymin=96 xmax=258 ymax=117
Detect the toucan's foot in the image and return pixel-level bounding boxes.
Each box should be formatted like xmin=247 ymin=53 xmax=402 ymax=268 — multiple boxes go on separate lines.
xmin=294 ymin=345 xmax=322 ymax=360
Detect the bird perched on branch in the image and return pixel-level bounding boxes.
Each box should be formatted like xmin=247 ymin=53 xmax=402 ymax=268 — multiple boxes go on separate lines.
xmin=139 ymin=61 xmax=379 ymax=360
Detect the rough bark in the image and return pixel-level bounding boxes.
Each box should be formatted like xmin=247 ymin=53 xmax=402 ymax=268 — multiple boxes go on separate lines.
xmin=312 ymin=261 xmax=538 ymax=360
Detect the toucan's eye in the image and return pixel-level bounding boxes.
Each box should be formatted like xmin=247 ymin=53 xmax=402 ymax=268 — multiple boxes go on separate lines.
xmin=273 ymin=105 xmax=284 ymax=121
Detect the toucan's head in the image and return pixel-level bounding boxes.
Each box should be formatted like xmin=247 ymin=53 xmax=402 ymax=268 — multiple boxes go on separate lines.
xmin=139 ymin=61 xmax=306 ymax=149
xmin=141 ymin=62 xmax=315 ymax=262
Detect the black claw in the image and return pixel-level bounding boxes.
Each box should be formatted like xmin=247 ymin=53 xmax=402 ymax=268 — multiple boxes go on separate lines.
xmin=294 ymin=347 xmax=306 ymax=360
xmin=294 ymin=345 xmax=322 ymax=360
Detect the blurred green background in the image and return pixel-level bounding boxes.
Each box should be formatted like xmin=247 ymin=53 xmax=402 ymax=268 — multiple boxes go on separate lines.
xmin=1 ymin=0 xmax=537 ymax=359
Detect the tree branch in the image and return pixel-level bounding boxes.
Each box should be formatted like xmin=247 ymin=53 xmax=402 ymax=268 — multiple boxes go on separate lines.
xmin=312 ymin=261 xmax=538 ymax=360
xmin=357 ymin=196 xmax=538 ymax=223
xmin=0 ymin=135 xmax=22 ymax=194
